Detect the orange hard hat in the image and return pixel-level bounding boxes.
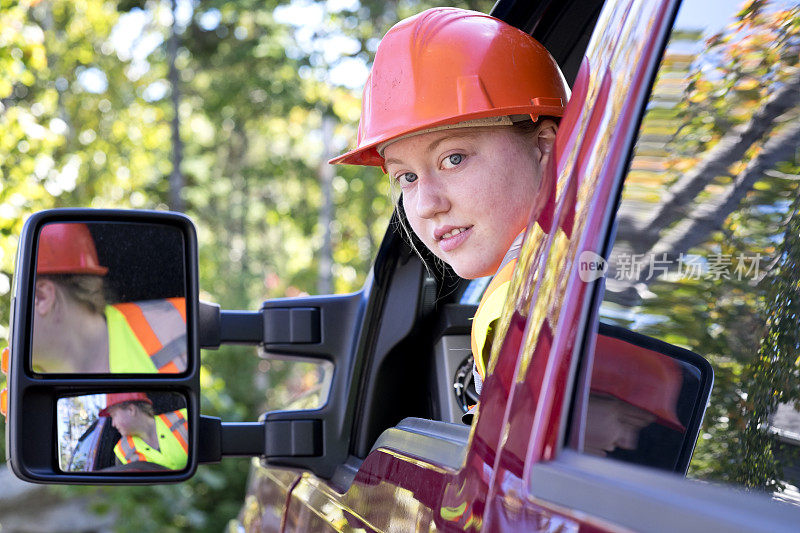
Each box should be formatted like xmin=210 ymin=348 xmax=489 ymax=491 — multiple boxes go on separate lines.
xmin=98 ymin=392 xmax=152 ymax=417
xmin=330 ymin=7 xmax=569 ymax=167
xmin=36 ymin=223 xmax=108 ymax=276
xmin=591 ymin=334 xmax=686 ymax=432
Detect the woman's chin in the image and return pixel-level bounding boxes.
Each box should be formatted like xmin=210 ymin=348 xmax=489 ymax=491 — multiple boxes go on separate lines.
xmin=431 ymin=246 xmax=498 ymax=279
xmin=451 ymin=263 xmax=495 ymax=280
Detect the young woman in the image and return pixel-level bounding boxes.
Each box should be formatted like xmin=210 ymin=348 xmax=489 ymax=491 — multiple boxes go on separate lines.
xmin=330 ymin=7 xmax=569 ymax=418
xmin=99 ymin=392 xmax=188 ymax=471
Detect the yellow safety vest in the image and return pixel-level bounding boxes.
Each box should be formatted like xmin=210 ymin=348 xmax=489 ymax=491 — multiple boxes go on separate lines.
xmin=106 ymin=298 xmax=187 ymax=373
xmin=113 ymin=408 xmax=189 ymax=470
xmin=470 ymin=233 xmax=524 ymax=380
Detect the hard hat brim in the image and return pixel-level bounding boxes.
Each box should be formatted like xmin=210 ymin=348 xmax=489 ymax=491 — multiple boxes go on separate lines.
xmin=99 ymin=395 xmax=153 ymax=417
xmin=329 ymin=103 xmax=565 ymax=167
xmin=37 ymin=265 xmax=109 ymax=276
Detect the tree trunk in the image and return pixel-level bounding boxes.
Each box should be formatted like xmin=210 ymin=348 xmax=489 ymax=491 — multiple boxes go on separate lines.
xmin=317 ymin=114 xmax=336 ymax=295
xmin=168 ymin=0 xmax=184 ymax=212
xmin=606 ymin=120 xmax=800 ymax=306
xmin=649 ymin=121 xmax=800 ymax=258
xmin=616 ymin=74 xmax=800 ymax=248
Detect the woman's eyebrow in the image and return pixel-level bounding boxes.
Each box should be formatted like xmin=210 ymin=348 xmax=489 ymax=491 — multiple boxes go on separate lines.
xmin=384 ymin=131 xmax=478 ymax=167
xmin=426 ymin=131 xmax=477 ymax=153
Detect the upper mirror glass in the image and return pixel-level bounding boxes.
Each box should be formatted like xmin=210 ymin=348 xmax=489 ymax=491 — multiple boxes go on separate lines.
xmin=32 ymin=222 xmax=187 ymax=374
xmin=58 ymin=391 xmax=188 ymax=473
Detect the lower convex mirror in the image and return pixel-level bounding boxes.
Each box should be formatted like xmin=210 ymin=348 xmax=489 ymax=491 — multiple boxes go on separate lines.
xmin=58 ymin=391 xmax=188 ymax=473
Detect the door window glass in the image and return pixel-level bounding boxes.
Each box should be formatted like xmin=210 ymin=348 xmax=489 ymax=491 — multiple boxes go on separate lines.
xmin=576 ymin=0 xmax=800 ymax=502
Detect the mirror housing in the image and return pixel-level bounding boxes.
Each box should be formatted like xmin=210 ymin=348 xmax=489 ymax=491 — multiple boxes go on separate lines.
xmin=583 ymin=323 xmax=714 ymax=474
xmin=5 ymin=209 xmax=201 ymax=483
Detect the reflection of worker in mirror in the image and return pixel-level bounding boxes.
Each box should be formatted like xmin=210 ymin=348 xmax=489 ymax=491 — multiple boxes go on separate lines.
xmin=584 ymin=334 xmax=685 ymax=457
xmin=32 ymin=222 xmax=187 ymax=373
xmin=99 ymin=393 xmax=188 ymax=471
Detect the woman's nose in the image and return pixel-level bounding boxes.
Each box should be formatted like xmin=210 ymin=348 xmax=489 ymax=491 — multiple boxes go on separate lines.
xmin=413 ymin=176 xmax=450 ymax=219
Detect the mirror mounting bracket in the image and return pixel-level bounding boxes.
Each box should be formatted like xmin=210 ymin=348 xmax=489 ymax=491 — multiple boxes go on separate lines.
xmin=199 ymin=302 xmax=264 ymax=348
xmin=199 ymin=302 xmax=321 ymax=348
xmin=198 ymin=415 xmax=322 ymax=463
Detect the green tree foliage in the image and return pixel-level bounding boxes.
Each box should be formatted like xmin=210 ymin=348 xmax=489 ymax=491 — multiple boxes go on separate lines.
xmin=0 ymin=0 xmax=171 ymax=440
xmin=730 ymin=194 xmax=800 ymax=490
xmin=0 ymin=0 xmax=492 ymax=530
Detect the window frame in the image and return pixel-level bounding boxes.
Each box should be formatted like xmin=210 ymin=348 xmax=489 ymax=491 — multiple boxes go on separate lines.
xmin=529 ymin=450 xmax=800 ymax=532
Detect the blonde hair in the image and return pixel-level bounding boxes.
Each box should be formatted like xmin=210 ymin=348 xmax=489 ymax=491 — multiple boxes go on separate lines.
xmin=118 ymin=400 xmax=155 ymax=418
xmin=43 ymin=274 xmax=107 ymax=315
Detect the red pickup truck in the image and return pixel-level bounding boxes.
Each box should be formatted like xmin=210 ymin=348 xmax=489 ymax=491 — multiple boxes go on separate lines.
xmin=4 ymin=0 xmax=799 ymax=530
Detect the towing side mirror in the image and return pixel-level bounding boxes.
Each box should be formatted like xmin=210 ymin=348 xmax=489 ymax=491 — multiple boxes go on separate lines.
xmin=6 ymin=208 xmax=365 ymax=484
xmin=583 ymin=323 xmax=714 ymax=474
xmin=5 ymin=209 xmax=201 ymax=483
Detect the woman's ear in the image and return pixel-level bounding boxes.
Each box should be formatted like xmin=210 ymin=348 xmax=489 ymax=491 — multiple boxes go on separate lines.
xmin=34 ymin=279 xmax=57 ymax=316
xmin=534 ymin=119 xmax=558 ymax=163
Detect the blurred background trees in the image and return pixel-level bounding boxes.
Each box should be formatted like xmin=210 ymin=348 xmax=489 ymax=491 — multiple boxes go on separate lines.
xmin=2 ymin=0 xmax=798 ymax=528
xmin=0 ymin=0 xmax=491 ymax=530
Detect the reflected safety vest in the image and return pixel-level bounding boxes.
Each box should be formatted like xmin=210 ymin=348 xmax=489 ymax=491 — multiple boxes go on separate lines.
xmin=106 ymin=297 xmax=187 ymax=373
xmin=113 ymin=408 xmax=189 ymax=470
xmin=470 ymin=233 xmax=524 ymax=381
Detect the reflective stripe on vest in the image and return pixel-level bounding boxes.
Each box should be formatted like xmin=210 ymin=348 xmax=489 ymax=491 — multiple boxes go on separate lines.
xmin=115 ymin=436 xmax=147 ymax=463
xmin=470 ymin=232 xmax=524 ymax=380
xmin=113 ymin=409 xmax=189 ymax=470
xmin=157 ymin=410 xmax=189 ymax=453
xmin=112 ymin=298 xmax=187 ymax=373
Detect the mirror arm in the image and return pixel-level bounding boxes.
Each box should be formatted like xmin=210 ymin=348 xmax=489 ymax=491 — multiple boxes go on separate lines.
xmin=199 ymin=301 xmax=264 ymax=348
xmin=198 ymin=415 xmax=323 ymax=463
xmin=198 ymin=416 xmax=267 ymax=462
xmin=221 ymin=311 xmax=263 ymax=344
xmin=222 ymin=421 xmax=266 ymax=456
xmin=200 ymin=300 xmax=322 ymax=349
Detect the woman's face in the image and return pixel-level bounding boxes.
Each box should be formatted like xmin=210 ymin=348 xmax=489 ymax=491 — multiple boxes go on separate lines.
xmin=108 ymin=404 xmax=139 ymax=436
xmin=383 ymin=124 xmax=552 ymax=279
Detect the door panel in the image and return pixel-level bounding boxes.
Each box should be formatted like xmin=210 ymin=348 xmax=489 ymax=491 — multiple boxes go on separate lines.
xmin=530 ymin=451 xmax=799 ymax=533
xmin=234 ymin=463 xmax=301 ymax=533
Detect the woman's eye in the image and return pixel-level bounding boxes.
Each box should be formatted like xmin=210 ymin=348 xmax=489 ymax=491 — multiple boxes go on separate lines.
xmin=396 ymin=172 xmax=418 ymax=186
xmin=442 ymin=153 xmax=464 ymax=169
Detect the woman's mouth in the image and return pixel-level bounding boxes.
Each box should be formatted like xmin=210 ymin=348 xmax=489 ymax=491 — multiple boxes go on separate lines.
xmin=437 ymin=226 xmax=473 ymax=252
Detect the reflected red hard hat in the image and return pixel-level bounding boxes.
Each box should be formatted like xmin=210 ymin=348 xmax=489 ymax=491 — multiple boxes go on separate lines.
xmin=36 ymin=223 xmax=108 ymax=276
xmin=330 ymin=7 xmax=569 ymax=167
xmin=98 ymin=392 xmax=152 ymax=417
xmin=591 ymin=334 xmax=685 ymax=432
